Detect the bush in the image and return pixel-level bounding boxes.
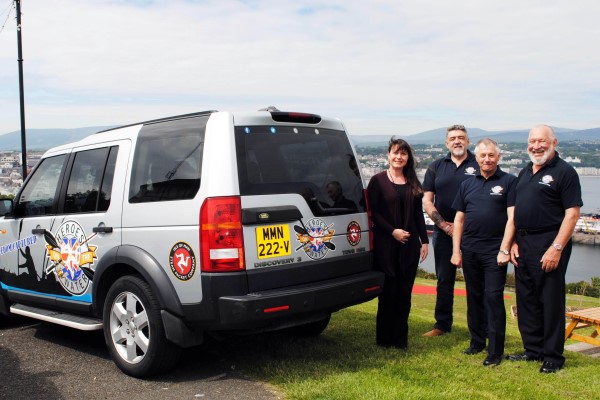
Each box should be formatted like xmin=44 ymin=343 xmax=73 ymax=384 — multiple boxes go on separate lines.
xmin=416 ymin=267 xmax=436 ymax=280
xmin=566 ymin=279 xmax=600 ymax=298
xmin=505 ymin=272 xmax=516 ymax=288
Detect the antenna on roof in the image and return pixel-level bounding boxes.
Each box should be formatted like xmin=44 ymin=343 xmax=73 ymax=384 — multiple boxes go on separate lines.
xmin=258 ymin=106 xmax=280 ymax=112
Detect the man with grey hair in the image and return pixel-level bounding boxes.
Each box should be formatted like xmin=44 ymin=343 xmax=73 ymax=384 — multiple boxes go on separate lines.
xmin=503 ymin=125 xmax=582 ymax=373
xmin=422 ymin=124 xmax=479 ymax=337
xmin=451 ymin=138 xmax=516 ymax=366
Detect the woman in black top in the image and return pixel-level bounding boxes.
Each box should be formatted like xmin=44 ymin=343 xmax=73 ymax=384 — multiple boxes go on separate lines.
xmin=367 ymin=137 xmax=429 ymax=349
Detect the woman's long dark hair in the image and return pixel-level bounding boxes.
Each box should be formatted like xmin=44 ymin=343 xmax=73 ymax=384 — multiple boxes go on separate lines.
xmin=388 ymin=137 xmax=423 ymax=198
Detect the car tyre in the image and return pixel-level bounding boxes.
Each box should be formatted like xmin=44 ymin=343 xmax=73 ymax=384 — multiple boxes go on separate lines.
xmin=103 ymin=275 xmax=181 ymax=377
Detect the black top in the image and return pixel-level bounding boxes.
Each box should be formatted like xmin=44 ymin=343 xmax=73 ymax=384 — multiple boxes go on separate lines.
xmin=422 ymin=150 xmax=479 ymax=223
xmin=510 ymin=153 xmax=583 ymax=230
xmin=367 ymin=172 xmax=429 ymax=277
xmin=452 ymin=168 xmax=517 ymax=255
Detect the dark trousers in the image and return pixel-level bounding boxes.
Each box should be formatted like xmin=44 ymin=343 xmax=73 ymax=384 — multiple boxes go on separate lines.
xmin=432 ymin=229 xmax=456 ymax=332
xmin=376 ymin=265 xmax=419 ymax=348
xmin=515 ymin=232 xmax=571 ymax=366
xmin=462 ymin=250 xmax=507 ymax=356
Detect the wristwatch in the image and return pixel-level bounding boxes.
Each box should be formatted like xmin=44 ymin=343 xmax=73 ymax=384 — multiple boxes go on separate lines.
xmin=499 ymin=249 xmax=509 ymax=255
xmin=552 ymin=243 xmax=563 ymax=251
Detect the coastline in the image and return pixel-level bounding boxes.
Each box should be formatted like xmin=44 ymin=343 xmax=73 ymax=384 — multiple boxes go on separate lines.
xmin=572 ymin=232 xmax=599 ymax=246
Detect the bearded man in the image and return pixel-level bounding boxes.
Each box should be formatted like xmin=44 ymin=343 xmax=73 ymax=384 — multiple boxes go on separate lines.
xmin=422 ymin=125 xmax=479 ymax=336
xmin=503 ymin=124 xmax=582 ymax=373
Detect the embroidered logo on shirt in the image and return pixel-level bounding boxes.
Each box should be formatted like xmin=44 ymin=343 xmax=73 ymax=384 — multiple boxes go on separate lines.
xmin=490 ymin=186 xmax=504 ymax=196
xmin=539 ymin=175 xmax=554 ymax=187
xmin=465 ymin=167 xmax=477 ymax=175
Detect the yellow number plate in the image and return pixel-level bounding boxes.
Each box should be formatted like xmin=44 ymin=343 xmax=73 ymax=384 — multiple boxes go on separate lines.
xmin=256 ymin=224 xmax=291 ymax=259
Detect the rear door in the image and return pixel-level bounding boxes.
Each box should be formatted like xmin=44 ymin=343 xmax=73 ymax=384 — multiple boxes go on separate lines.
xmin=234 ymin=119 xmax=370 ymax=292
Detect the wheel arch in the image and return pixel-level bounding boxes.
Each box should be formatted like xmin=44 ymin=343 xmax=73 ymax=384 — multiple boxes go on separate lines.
xmin=92 ymin=245 xmax=184 ymax=317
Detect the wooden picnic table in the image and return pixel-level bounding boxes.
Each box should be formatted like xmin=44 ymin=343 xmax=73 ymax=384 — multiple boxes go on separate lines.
xmin=565 ymin=307 xmax=600 ymax=346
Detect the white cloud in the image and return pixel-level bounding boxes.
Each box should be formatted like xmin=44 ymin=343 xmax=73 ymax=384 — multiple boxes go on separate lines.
xmin=1 ymin=0 xmax=599 ymax=136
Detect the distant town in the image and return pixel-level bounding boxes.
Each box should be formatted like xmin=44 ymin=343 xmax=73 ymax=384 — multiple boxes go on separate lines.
xmin=358 ymin=141 xmax=600 ymax=183
xmin=1 ymin=141 xmax=599 ymax=197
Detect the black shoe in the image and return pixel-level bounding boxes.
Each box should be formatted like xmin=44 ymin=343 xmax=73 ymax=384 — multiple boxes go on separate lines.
xmin=505 ymin=353 xmax=540 ymax=362
xmin=463 ymin=346 xmax=485 ymax=355
xmin=540 ymin=361 xmax=562 ymax=373
xmin=483 ymin=354 xmax=502 ymax=366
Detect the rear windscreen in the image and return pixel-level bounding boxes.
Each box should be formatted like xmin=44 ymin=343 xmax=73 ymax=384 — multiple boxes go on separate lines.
xmin=235 ymin=125 xmax=365 ymax=215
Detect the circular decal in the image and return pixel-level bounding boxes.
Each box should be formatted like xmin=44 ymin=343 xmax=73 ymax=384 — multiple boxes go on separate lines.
xmin=169 ymin=242 xmax=196 ymax=281
xmin=45 ymin=220 xmax=97 ymax=296
xmin=346 ymin=221 xmax=361 ymax=246
xmin=295 ymin=218 xmax=335 ymax=260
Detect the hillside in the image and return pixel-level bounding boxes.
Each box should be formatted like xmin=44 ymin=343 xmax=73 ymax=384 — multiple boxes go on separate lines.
xmin=0 ymin=127 xmax=114 ymax=151
xmin=1 ymin=125 xmax=599 ymax=151
xmin=351 ymin=127 xmax=600 ymax=147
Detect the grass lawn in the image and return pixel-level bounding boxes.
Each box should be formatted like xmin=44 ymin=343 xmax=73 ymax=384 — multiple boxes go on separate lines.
xmin=208 ymin=278 xmax=600 ymax=400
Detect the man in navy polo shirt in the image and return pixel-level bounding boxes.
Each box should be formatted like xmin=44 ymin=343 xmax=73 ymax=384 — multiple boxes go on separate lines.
xmin=504 ymin=125 xmax=582 ymax=373
xmin=422 ymin=125 xmax=479 ymax=337
xmin=451 ymin=138 xmax=516 ymax=366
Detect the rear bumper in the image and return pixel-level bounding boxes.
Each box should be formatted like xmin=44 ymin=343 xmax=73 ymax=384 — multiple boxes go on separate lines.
xmin=216 ymin=270 xmax=383 ymax=329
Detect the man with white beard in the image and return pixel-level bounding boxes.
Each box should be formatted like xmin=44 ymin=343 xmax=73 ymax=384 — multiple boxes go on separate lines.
xmin=502 ymin=124 xmax=582 ymax=373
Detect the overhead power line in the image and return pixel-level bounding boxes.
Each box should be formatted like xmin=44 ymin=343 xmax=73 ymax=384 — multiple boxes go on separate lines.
xmin=0 ymin=1 xmax=15 ymax=37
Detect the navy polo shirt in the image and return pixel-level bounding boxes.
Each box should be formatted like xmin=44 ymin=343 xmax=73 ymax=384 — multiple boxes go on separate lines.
xmin=511 ymin=152 xmax=583 ymax=230
xmin=422 ymin=150 xmax=479 ymax=223
xmin=452 ymin=168 xmax=517 ymax=255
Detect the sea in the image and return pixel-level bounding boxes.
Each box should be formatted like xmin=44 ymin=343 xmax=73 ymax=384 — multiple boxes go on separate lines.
xmin=418 ymin=176 xmax=600 ymax=283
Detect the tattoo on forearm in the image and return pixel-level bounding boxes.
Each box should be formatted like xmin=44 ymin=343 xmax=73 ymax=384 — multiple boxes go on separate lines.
xmin=431 ymin=211 xmax=445 ymax=226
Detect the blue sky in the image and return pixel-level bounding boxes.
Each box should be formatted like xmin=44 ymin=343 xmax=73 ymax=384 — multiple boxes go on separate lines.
xmin=1 ymin=0 xmax=599 ymax=136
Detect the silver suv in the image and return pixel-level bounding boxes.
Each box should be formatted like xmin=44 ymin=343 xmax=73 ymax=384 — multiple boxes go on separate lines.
xmin=0 ymin=109 xmax=383 ymax=377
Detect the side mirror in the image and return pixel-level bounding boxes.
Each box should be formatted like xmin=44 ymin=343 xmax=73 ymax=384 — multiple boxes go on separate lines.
xmin=0 ymin=199 xmax=13 ymax=217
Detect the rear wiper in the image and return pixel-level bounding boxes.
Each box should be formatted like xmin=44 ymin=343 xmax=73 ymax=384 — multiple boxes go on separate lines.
xmin=309 ymin=197 xmax=355 ymax=215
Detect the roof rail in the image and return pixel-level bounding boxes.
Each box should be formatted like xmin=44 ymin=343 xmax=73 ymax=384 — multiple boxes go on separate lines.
xmin=96 ymin=110 xmax=218 ymax=134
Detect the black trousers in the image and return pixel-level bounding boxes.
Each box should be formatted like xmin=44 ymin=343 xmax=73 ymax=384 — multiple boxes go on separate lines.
xmin=432 ymin=229 xmax=456 ymax=332
xmin=462 ymin=250 xmax=507 ymax=356
xmin=515 ymin=231 xmax=571 ymax=366
xmin=376 ymin=265 xmax=419 ymax=348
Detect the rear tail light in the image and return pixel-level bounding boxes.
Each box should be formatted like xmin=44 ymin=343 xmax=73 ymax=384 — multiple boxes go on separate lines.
xmin=200 ymin=196 xmax=245 ymax=272
xmin=363 ymin=188 xmax=373 ymax=251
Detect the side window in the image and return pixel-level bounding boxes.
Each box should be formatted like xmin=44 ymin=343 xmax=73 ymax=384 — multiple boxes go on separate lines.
xmin=99 ymin=147 xmax=118 ymax=211
xmin=16 ymin=155 xmax=67 ymax=217
xmin=64 ymin=146 xmax=118 ymax=214
xmin=129 ymin=116 xmax=207 ymax=203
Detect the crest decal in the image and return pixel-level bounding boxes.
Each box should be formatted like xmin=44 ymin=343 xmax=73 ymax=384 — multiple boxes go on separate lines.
xmin=346 ymin=221 xmax=361 ymax=246
xmin=169 ymin=242 xmax=196 ymax=281
xmin=44 ymin=220 xmax=97 ymax=295
xmin=294 ymin=218 xmax=335 ymax=260
xmin=539 ymin=175 xmax=554 ymax=187
xmin=490 ymin=186 xmax=504 ymax=196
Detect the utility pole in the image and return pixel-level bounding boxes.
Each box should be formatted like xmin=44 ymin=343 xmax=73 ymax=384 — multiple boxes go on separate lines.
xmin=15 ymin=0 xmax=27 ymax=179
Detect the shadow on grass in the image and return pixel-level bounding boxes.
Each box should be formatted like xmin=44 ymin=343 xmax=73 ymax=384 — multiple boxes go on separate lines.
xmin=178 ymin=305 xmax=476 ymax=384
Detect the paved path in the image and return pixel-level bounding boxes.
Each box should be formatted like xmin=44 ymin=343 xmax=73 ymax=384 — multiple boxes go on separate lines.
xmin=0 ymin=316 xmax=280 ymax=400
xmin=565 ymin=342 xmax=600 ymax=358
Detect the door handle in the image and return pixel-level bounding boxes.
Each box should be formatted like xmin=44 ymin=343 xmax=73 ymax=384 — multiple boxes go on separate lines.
xmin=93 ymin=226 xmax=113 ymax=233
xmin=32 ymin=228 xmax=45 ymax=235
